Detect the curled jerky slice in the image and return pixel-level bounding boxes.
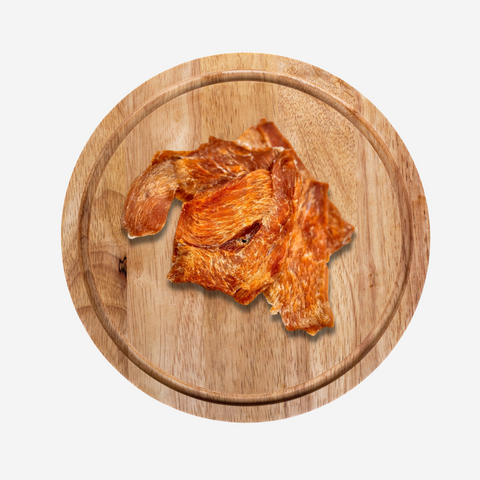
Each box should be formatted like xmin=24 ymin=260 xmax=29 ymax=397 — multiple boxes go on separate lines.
xmin=239 ymin=119 xmax=354 ymax=257
xmin=239 ymin=120 xmax=355 ymax=333
xmin=264 ymin=179 xmax=333 ymax=335
xmin=167 ymin=151 xmax=300 ymax=305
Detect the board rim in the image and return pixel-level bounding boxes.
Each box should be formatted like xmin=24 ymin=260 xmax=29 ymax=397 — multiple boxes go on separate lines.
xmin=62 ymin=53 xmax=430 ymax=418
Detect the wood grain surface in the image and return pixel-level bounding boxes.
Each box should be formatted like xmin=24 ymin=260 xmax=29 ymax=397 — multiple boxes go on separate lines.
xmin=61 ymin=53 xmax=430 ymax=422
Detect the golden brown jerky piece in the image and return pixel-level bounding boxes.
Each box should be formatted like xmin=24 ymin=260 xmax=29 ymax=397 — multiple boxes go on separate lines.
xmin=121 ymin=137 xmax=282 ymax=238
xmin=167 ymin=151 xmax=301 ymax=305
xmin=120 ymin=157 xmax=178 ymax=238
xmin=257 ymin=125 xmax=354 ymax=333
xmin=239 ymin=120 xmax=355 ymax=334
xmin=240 ymin=119 xmax=354 ymax=257
xmin=264 ymin=179 xmax=334 ymax=335
xmin=237 ymin=118 xmax=293 ymax=151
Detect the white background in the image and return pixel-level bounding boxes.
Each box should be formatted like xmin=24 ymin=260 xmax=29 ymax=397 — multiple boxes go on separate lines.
xmin=2 ymin=1 xmax=479 ymax=479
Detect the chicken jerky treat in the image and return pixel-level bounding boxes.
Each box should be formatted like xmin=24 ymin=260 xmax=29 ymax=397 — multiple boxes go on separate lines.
xmin=167 ymin=151 xmax=301 ymax=305
xmin=238 ymin=119 xmax=354 ymax=258
xmin=238 ymin=120 xmax=354 ymax=333
xmin=122 ymin=119 xmax=354 ymax=335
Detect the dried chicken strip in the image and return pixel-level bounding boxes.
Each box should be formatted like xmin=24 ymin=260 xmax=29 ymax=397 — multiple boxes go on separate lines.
xmin=239 ymin=119 xmax=354 ymax=257
xmin=121 ymin=138 xmax=283 ymax=238
xmin=237 ymin=119 xmax=293 ymax=151
xmin=167 ymin=151 xmax=301 ymax=305
xmin=241 ymin=120 xmax=354 ymax=333
xmin=264 ymin=178 xmax=334 ymax=335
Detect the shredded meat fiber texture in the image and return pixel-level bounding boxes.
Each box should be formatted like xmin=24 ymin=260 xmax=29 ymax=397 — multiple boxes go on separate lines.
xmin=121 ymin=119 xmax=354 ymax=335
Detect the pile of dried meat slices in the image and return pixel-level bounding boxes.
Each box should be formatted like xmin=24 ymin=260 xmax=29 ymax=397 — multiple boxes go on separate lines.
xmin=121 ymin=120 xmax=354 ymax=335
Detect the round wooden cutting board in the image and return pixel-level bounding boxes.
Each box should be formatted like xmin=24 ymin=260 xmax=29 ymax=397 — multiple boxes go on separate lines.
xmin=62 ymin=53 xmax=429 ymax=422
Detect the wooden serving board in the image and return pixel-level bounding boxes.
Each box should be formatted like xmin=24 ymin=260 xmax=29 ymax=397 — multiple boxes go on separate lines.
xmin=62 ymin=53 xmax=429 ymax=422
